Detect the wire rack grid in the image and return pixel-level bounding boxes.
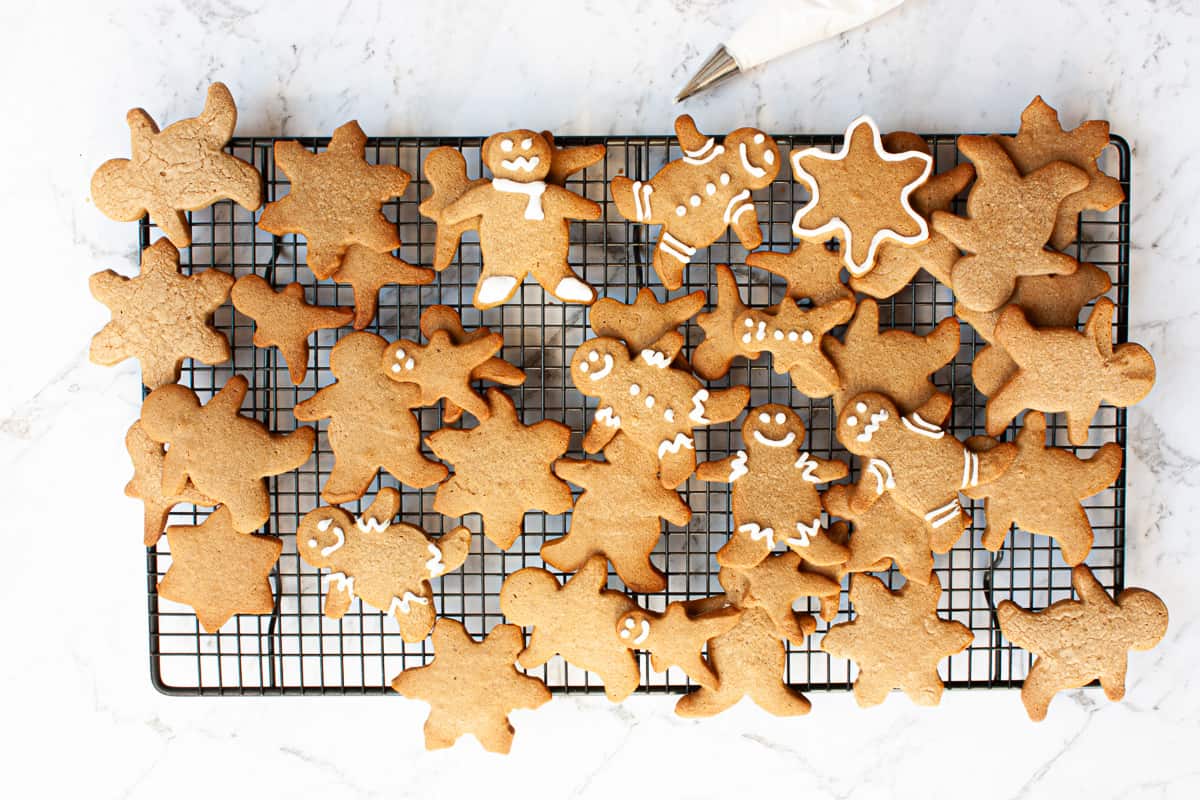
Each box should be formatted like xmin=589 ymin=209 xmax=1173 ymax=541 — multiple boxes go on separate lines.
xmin=141 ymin=130 xmax=1131 ymax=697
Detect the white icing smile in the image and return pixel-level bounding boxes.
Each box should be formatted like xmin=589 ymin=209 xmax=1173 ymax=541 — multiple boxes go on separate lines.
xmin=586 ymin=352 xmax=614 ymax=380
xmin=501 ymin=155 xmax=540 ymax=172
xmin=752 ymin=430 xmax=796 ymax=448
xmin=619 ymin=616 xmax=650 ymax=646
xmin=315 ymin=517 xmax=345 ymax=556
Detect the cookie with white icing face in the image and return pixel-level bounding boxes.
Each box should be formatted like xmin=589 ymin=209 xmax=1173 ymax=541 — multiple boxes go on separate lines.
xmin=570 ymin=334 xmax=750 ymax=489
xmin=697 ymin=404 xmax=849 ymax=568
xmin=836 ymin=392 xmax=1016 ymax=548
xmin=436 ymin=129 xmax=602 ymax=308
xmin=610 ymin=115 xmax=780 ymax=290
xmin=297 ymin=488 xmax=471 ymax=643
xmin=615 ymin=602 xmax=741 ymax=690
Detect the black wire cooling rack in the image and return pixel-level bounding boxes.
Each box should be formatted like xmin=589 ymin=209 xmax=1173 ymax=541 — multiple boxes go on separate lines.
xmin=142 ymin=131 xmax=1131 ymax=696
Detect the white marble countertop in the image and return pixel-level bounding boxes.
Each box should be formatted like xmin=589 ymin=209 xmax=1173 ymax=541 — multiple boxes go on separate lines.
xmin=4 ymin=0 xmax=1199 ymax=796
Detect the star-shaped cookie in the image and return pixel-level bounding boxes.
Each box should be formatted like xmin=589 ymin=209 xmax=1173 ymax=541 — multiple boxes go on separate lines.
xmin=418 ymin=305 xmax=526 ymax=424
xmin=427 ymin=389 xmax=573 ymax=550
xmin=331 ymin=245 xmax=434 ymax=330
xmin=230 ymin=275 xmax=352 ymax=384
xmin=790 ymin=115 xmax=932 ymax=276
xmin=381 ymin=324 xmax=505 ymax=421
xmin=744 ymin=237 xmax=854 ymax=305
xmin=89 ymin=238 xmax=233 ymax=389
xmin=157 ymin=506 xmax=282 ymax=632
xmin=391 ymin=619 xmax=551 ymax=753
xmin=616 ymin=602 xmax=741 ymax=689
xmin=91 ymin=82 xmax=262 ymax=248
xmin=125 ymin=421 xmax=214 ymax=547
xmin=820 ymin=574 xmax=973 ymax=708
xmin=994 ymin=96 xmax=1126 ymax=250
xmin=258 ymin=121 xmax=409 ymax=279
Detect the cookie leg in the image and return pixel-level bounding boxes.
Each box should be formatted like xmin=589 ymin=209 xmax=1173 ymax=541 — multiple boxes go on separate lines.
xmin=980 ymin=503 xmax=1016 ymax=552
xmin=677 ymin=654 xmax=721 ymax=691
xmin=323 ymin=583 xmax=354 ymax=619
xmin=421 ymin=712 xmax=464 ymax=751
xmin=474 ymin=273 xmax=522 ymax=309
xmin=322 ymin=457 xmax=375 ymax=505
xmin=219 ymin=153 xmax=264 ymax=211
xmin=674 ymin=685 xmax=739 ymax=718
xmin=851 ymin=669 xmax=893 ymax=708
xmin=395 ymin=596 xmax=437 ymax=643
xmin=386 ymin=450 xmax=448 ymax=490
xmin=471 ymin=712 xmax=517 ymax=755
xmin=535 ymin=259 xmax=595 ymax=305
xmin=791 ymin=528 xmax=850 ymax=566
xmin=1053 ymin=507 xmax=1096 ymax=566
xmin=716 ymin=527 xmax=773 ymax=568
xmin=150 ymin=206 xmax=192 ymax=248
xmin=599 ymin=658 xmax=643 ymax=703
xmin=753 ymin=681 xmax=812 ymax=716
xmin=985 ymin=375 xmax=1030 ymax=437
xmin=609 ymin=543 xmax=667 ymax=594
xmin=227 ymin=482 xmax=271 ymax=533
xmin=652 ymin=234 xmax=690 ymax=291
xmin=540 ymin=532 xmax=591 ymax=573
xmin=1019 ymin=660 xmax=1061 ymax=721
xmin=730 ymin=204 xmax=764 ymax=251
xmin=927 ymin=506 xmax=968 ymax=554
xmin=480 ymin=507 xmax=526 ymax=551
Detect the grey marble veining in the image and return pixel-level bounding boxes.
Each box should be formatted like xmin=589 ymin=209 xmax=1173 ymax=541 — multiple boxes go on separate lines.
xmin=3 ymin=0 xmax=1199 ymax=797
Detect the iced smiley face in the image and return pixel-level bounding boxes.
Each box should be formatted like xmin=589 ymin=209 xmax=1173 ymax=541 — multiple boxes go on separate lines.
xmin=742 ymin=404 xmax=804 ymax=450
xmin=836 ymin=392 xmax=900 ymax=455
xmin=483 ymin=129 xmax=553 ymax=182
xmin=570 ymin=338 xmax=627 ymax=395
xmin=728 ymin=128 xmax=781 ymax=189
xmin=616 ymin=610 xmax=652 ymax=647
xmin=297 ymin=508 xmax=348 ymax=569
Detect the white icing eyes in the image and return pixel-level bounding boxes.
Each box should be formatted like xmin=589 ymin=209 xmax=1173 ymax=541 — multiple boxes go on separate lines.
xmin=774 ymin=412 xmax=785 ymax=424
xmin=764 ymin=150 xmax=775 ymax=165
xmin=307 ymin=538 xmax=317 ymax=548
xmin=676 ymin=205 xmax=686 ymax=216
xmin=847 ymin=416 xmax=858 ymax=426
xmin=521 ymin=138 xmax=532 ymax=150
xmin=720 ymin=173 xmax=730 ymax=185
xmin=578 ymin=362 xmax=589 ymax=372
xmin=754 ymin=133 xmax=765 ymax=144
xmin=629 ymin=384 xmax=640 ymax=395
xmin=801 ymin=330 xmax=814 ymax=344
xmin=759 ymin=412 xmax=770 ymax=423
xmin=588 ymin=351 xmax=599 ymax=362
xmin=744 ymin=318 xmax=754 ymax=327
xmin=690 ymin=194 xmax=701 ymax=206
xmin=500 ymin=139 xmax=513 ymax=152
xmin=706 ymin=182 xmax=716 ymax=195
xmin=856 ymin=401 xmax=868 ymax=413
xmin=394 ymin=348 xmax=406 ymax=359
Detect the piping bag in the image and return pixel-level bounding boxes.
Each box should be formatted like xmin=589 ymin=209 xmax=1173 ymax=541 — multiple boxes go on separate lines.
xmin=675 ymin=0 xmax=905 ymax=102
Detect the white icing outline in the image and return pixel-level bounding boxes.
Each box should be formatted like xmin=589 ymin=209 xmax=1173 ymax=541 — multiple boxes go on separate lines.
xmin=492 ymin=178 xmax=547 ymax=220
xmin=587 ymin=353 xmax=614 ymax=381
xmin=658 ymin=434 xmax=694 ymax=458
xmin=689 ymin=389 xmax=710 ymax=424
xmin=752 ymin=430 xmax=796 ymax=448
xmin=729 ymin=449 xmax=749 ymax=482
xmin=389 ymin=591 xmax=430 ymax=615
xmin=789 ymin=115 xmax=933 ymax=276
xmin=866 ymin=458 xmax=895 ymax=494
xmin=640 ymin=349 xmax=671 ymax=369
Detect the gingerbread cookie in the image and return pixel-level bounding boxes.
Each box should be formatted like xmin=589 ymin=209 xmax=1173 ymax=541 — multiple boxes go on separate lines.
xmin=616 ymin=602 xmax=741 ymax=689
xmin=433 ymin=130 xmax=602 ymax=307
xmin=391 ymin=619 xmax=551 ymax=754
xmin=822 ymin=484 xmax=939 ymax=583
xmin=719 ymin=551 xmax=840 ymax=646
xmin=997 ymin=565 xmax=1167 ymax=721
xmin=744 ymin=237 xmax=854 ymax=306
xmin=139 ymin=376 xmax=315 ymax=532
xmin=850 ymin=133 xmax=976 ymax=299
xmin=230 ymin=275 xmax=352 ymax=384
xmin=837 ymin=393 xmax=1016 ymax=549
xmin=381 ymin=317 xmax=505 ymax=422
xmin=500 ymin=556 xmax=641 ymax=702
xmin=790 ymin=115 xmax=932 ymax=276
xmin=821 ymin=574 xmax=973 ymax=707
xmin=89 ymin=238 xmax=233 ymax=389
xmin=331 ymin=246 xmax=434 ymax=330
xmin=589 ymin=288 xmax=707 ymax=361
xmin=824 ymin=298 xmax=960 ymax=415
xmin=610 ymin=115 xmax=780 ymax=290
xmin=932 ymin=135 xmax=1089 ymax=312
xmin=418 ymin=305 xmax=526 ymax=424
xmin=995 ymin=96 xmax=1125 ymax=250
xmin=674 ymin=602 xmax=812 ymax=718
xmin=697 ymin=404 xmax=849 ymax=568
xmin=544 ymin=432 xmax=691 ymax=593
xmin=797 ymin=521 xmax=859 ymax=621
xmin=91 ymin=82 xmax=262 ymax=248
xmin=964 ymin=412 xmax=1122 ymax=564
xmin=125 ymin=421 xmax=215 ymax=547
xmin=427 ymin=389 xmax=573 ymax=550
xmin=293 ymin=332 xmax=447 ymax=504
xmin=297 ymin=488 xmax=471 ymax=642
xmin=157 ymin=506 xmax=282 ymax=632
xmin=960 ymin=262 xmax=1112 ymax=396
xmin=570 ymin=334 xmax=749 ymax=488
xmin=258 ymin=121 xmax=409 ymax=279
xmin=983 ymin=298 xmax=1155 ymax=445
xmin=541 ymin=131 xmax=607 ymax=186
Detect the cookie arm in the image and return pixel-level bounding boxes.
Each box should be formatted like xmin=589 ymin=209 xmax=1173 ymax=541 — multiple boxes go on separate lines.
xmin=729 ymin=202 xmax=764 ymax=251
xmin=160 ymin=445 xmax=190 ymax=496
xmin=553 ymin=458 xmax=596 ymax=489
xmin=518 ymin=628 xmax=558 ymax=669
xmin=545 ymin=185 xmax=602 ymax=221
xmin=442 ymin=185 xmax=492 ymax=226
xmin=1084 ymin=298 xmax=1116 ymax=359
xmin=292 ymin=386 xmax=337 ymax=422
xmin=1071 ymin=565 xmax=1117 ymax=609
xmin=809 ymin=454 xmax=850 ymax=483
xmin=695 ymin=455 xmax=739 ymax=484
xmin=673 ymin=114 xmax=711 ymax=154
xmin=582 ymin=414 xmax=619 ymax=454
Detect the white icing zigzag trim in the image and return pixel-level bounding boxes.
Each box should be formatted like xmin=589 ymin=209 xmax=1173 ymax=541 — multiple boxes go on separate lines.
xmin=729 ymin=450 xmax=749 ymax=482
xmin=738 ymin=522 xmax=775 ymax=548
xmin=355 ymin=515 xmax=389 ymax=533
xmin=794 ymin=451 xmax=821 ymax=482
xmin=323 ymin=571 xmax=355 ymax=594
xmin=786 ymin=518 xmax=823 ymax=548
xmin=856 ymin=408 xmax=890 ymax=442
xmin=658 ymin=434 xmax=694 ymax=458
xmin=789 ymin=115 xmax=933 ymax=276
xmin=596 ymin=406 xmax=621 ymax=428
xmin=641 ymin=349 xmax=671 ymax=368
xmin=689 ymin=389 xmax=710 ymax=425
xmin=425 ymin=543 xmax=445 ymax=577
xmin=389 ymin=591 xmax=430 ymax=615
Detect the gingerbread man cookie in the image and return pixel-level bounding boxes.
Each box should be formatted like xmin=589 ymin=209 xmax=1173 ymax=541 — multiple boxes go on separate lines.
xmin=91 ymin=82 xmax=262 ymax=248
xmin=822 ymin=484 xmax=939 ymax=583
xmin=89 ymin=238 xmax=233 ymax=389
xmin=433 ymin=130 xmax=602 ymax=308
xmin=139 ymin=376 xmax=314 ymax=532
xmin=994 ymin=96 xmax=1125 ymax=250
xmin=297 ymin=488 xmax=471 ymax=642
xmin=610 ymin=115 xmax=780 ymax=290
xmin=983 ymin=298 xmax=1155 ymax=445
xmin=230 ymin=275 xmax=353 ymax=384
xmin=965 ymin=412 xmax=1122 ymax=564
xmin=258 ymin=121 xmax=409 ymax=279
xmin=616 ymin=602 xmax=741 ymax=689
xmin=589 ymin=288 xmax=707 ymax=363
xmin=997 ymin=565 xmax=1167 ymax=721
xmin=157 ymin=506 xmax=282 ymax=633
xmin=790 ymin=115 xmax=932 ymax=276
xmin=125 ymin=421 xmax=214 ymax=547
xmin=418 ymin=305 xmax=526 ymax=424
xmin=837 ymin=393 xmax=1015 ymax=548
xmin=500 ymin=556 xmax=641 ymax=702
xmin=718 ymin=551 xmax=840 ymax=646
xmin=744 ymin=236 xmax=855 ymax=306
xmin=544 ymin=432 xmax=692 ymax=593
xmin=697 ymin=405 xmax=849 ymax=568
xmin=821 ymin=574 xmax=973 ymax=707
xmin=381 ymin=319 xmax=505 ymax=422
xmin=294 ymin=332 xmax=447 ymax=504
xmin=331 ymin=246 xmax=434 ymax=330
xmin=391 ymin=619 xmax=551 ymax=754
xmin=570 ymin=334 xmax=749 ymax=488
xmin=932 ymin=135 xmax=1089 ymax=313
xmin=427 ymin=389 xmax=573 ymax=550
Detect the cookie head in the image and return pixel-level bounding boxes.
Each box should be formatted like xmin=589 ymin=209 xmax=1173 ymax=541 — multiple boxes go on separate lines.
xmin=742 ymin=404 xmax=804 ymax=450
xmin=90 ymin=159 xmax=145 ymax=220
xmin=139 ymin=385 xmax=202 ymax=441
xmin=483 ymin=130 xmax=552 ymax=182
xmin=837 ymin=392 xmax=899 ymax=455
xmin=1118 ymin=589 xmax=1169 ymax=650
xmin=297 ymin=508 xmax=351 ymax=569
xmin=328 ymin=331 xmax=385 ymax=377
xmin=498 ymin=567 xmax=561 ymax=624
xmin=727 ymin=128 xmax=781 ymax=189
xmin=616 ymin=610 xmax=652 ymax=647
xmin=570 ymin=337 xmax=628 ymax=396
xmin=1108 ymin=345 xmax=1156 ymax=406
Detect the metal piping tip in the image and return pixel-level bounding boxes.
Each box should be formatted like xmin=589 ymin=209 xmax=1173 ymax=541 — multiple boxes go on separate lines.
xmin=674 ymin=44 xmax=741 ymax=103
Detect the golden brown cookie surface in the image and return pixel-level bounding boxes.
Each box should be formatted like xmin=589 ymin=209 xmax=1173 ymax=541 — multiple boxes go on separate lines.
xmin=125 ymin=421 xmax=215 ymax=547
xmin=331 ymin=246 xmax=434 ymax=330
xmin=745 ymin=237 xmax=854 ymax=305
xmin=616 ymin=602 xmax=741 ymax=689
xmin=718 ymin=551 xmax=839 ymax=646
xmin=417 ymin=305 xmax=525 ymax=424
